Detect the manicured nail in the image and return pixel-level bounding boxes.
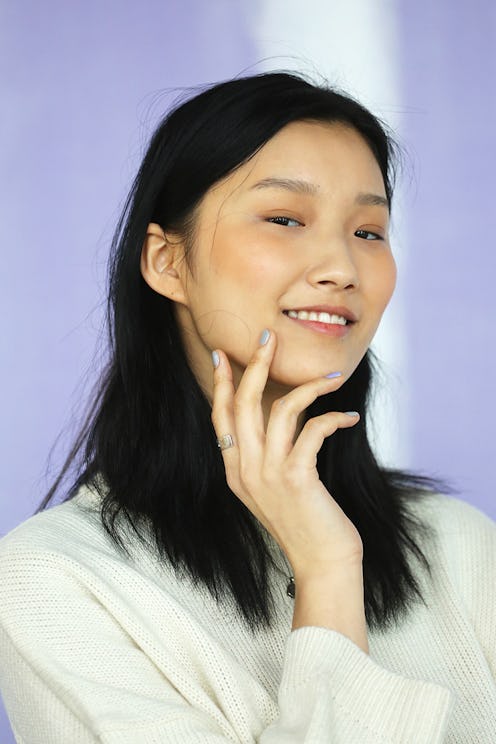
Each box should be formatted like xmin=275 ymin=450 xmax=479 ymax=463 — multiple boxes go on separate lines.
xmin=345 ymin=411 xmax=359 ymax=416
xmin=259 ymin=329 xmax=270 ymax=346
xmin=325 ymin=371 xmax=342 ymax=379
xmin=212 ymin=351 xmax=220 ymax=368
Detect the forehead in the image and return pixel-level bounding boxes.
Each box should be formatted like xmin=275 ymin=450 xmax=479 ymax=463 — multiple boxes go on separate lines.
xmin=208 ymin=120 xmax=386 ymax=203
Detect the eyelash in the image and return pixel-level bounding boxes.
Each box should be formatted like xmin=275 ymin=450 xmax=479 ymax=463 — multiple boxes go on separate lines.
xmin=267 ymin=217 xmax=383 ymax=241
xmin=267 ymin=216 xmax=302 ymax=227
xmin=354 ymin=229 xmax=383 ymax=241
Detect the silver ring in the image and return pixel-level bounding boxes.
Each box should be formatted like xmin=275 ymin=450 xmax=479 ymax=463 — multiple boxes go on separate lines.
xmin=217 ymin=434 xmax=235 ymax=451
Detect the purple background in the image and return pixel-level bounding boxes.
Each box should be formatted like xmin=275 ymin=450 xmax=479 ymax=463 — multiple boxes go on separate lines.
xmin=399 ymin=0 xmax=496 ymax=506
xmin=1 ymin=1 xmax=494 ymax=741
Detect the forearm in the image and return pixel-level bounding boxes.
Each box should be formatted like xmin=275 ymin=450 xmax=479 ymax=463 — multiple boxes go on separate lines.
xmin=291 ymin=563 xmax=369 ymax=654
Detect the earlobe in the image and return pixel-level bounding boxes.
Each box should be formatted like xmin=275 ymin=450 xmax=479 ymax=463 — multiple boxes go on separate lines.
xmin=140 ymin=223 xmax=188 ymax=303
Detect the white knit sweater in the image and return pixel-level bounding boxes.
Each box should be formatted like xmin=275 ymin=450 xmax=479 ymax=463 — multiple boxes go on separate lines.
xmin=0 ymin=486 xmax=494 ymax=743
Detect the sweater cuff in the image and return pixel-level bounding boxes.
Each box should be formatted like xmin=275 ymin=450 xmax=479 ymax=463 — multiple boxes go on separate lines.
xmin=281 ymin=627 xmax=454 ymax=742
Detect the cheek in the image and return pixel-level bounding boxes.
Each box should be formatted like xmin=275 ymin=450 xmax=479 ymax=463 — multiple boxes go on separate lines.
xmin=368 ymin=253 xmax=397 ymax=311
xmin=187 ymin=232 xmax=284 ymax=339
xmin=384 ymin=255 xmax=398 ymax=302
xmin=211 ymin=228 xmax=289 ymax=294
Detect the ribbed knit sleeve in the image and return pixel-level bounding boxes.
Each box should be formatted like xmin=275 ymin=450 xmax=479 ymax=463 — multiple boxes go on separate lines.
xmin=263 ymin=627 xmax=453 ymax=742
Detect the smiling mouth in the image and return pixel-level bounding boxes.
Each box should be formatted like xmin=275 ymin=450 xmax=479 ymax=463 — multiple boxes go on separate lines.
xmin=282 ymin=310 xmax=354 ymax=326
xmin=281 ymin=310 xmax=354 ymax=337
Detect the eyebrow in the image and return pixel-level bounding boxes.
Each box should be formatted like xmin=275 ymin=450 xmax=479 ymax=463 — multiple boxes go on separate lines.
xmin=251 ymin=177 xmax=318 ymax=196
xmin=356 ymin=192 xmax=389 ymax=209
xmin=251 ymin=177 xmax=389 ymax=210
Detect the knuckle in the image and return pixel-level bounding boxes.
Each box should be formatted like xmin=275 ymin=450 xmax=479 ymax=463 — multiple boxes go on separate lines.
xmin=271 ymin=395 xmax=295 ymax=415
xmin=270 ymin=397 xmax=285 ymax=413
xmin=247 ymin=351 xmax=264 ymax=369
xmin=233 ymin=396 xmax=245 ymax=415
xmin=233 ymin=391 xmax=256 ymax=413
xmin=305 ymin=414 xmax=336 ymax=436
xmin=305 ymin=416 xmax=324 ymax=431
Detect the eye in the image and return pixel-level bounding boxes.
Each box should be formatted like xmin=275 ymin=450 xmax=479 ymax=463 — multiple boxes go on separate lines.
xmin=355 ymin=228 xmax=383 ymax=241
xmin=267 ymin=216 xmax=302 ymax=227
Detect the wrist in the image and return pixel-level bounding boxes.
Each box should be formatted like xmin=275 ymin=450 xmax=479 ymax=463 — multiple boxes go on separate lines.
xmin=291 ymin=565 xmax=368 ymax=654
xmin=292 ymin=556 xmax=363 ymax=587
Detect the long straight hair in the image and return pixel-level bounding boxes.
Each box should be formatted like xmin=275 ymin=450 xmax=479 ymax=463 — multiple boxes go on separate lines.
xmin=37 ymin=72 xmax=455 ymax=632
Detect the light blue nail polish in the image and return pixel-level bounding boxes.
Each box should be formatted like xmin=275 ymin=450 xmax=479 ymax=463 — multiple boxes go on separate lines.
xmin=345 ymin=411 xmax=359 ymax=416
xmin=325 ymin=371 xmax=342 ymax=378
xmin=212 ymin=351 xmax=220 ymax=368
xmin=259 ymin=329 xmax=270 ymax=346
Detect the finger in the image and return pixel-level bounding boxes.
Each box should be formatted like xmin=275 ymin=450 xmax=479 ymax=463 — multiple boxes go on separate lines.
xmin=211 ymin=349 xmax=239 ymax=465
xmin=287 ymin=411 xmax=360 ymax=471
xmin=232 ymin=328 xmax=277 ymax=465
xmin=211 ymin=349 xmax=265 ymax=522
xmin=264 ymin=374 xmax=346 ymax=467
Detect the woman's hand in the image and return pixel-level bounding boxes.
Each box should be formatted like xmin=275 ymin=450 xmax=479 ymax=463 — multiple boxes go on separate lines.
xmin=210 ymin=328 xmax=364 ymax=584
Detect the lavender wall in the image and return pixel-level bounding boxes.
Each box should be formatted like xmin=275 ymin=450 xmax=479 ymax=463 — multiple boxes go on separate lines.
xmin=1 ymin=1 xmax=494 ymax=741
xmin=398 ymin=0 xmax=496 ymax=510
xmin=0 ymin=2 xmax=257 ymax=740
xmin=0 ymin=0 xmax=258 ymax=534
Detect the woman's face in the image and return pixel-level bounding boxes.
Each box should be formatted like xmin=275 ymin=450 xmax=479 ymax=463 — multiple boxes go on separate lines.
xmin=168 ymin=120 xmax=396 ymax=397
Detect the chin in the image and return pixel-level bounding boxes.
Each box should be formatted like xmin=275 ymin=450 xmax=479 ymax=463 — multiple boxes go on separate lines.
xmin=269 ymin=364 xmax=347 ymax=389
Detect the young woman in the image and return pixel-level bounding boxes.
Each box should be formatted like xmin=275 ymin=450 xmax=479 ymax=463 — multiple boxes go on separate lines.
xmin=0 ymin=72 xmax=494 ymax=743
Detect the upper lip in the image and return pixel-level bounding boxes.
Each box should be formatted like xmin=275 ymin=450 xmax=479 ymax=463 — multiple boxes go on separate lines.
xmin=283 ymin=305 xmax=358 ymax=322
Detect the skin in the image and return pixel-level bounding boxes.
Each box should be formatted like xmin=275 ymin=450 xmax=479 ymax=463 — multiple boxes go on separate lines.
xmin=141 ymin=120 xmax=397 ymax=653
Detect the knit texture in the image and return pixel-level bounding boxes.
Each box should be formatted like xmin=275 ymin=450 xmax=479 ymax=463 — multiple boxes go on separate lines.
xmin=0 ymin=487 xmax=494 ymax=743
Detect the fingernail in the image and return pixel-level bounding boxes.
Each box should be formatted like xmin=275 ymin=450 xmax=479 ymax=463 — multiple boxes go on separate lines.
xmin=325 ymin=371 xmax=342 ymax=379
xmin=345 ymin=411 xmax=359 ymax=416
xmin=259 ymin=329 xmax=270 ymax=346
xmin=212 ymin=351 xmax=220 ymax=368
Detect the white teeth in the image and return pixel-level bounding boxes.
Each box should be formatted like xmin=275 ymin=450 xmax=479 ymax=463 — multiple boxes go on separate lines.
xmin=287 ymin=310 xmax=348 ymax=325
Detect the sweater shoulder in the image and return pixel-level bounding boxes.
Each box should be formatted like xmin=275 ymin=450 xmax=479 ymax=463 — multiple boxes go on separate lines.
xmin=0 ymin=485 xmax=107 ymax=560
xmin=407 ymin=490 xmax=495 ymax=541
xmin=405 ymin=491 xmax=496 ymax=594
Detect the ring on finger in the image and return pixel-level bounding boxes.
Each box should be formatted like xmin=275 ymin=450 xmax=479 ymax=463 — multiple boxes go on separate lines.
xmin=217 ymin=433 xmax=235 ymax=451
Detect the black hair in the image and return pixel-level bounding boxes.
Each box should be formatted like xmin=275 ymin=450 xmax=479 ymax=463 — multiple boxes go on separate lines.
xmin=37 ymin=71 xmax=455 ymax=632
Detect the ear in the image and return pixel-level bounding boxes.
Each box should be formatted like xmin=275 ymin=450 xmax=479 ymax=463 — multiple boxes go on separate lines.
xmin=140 ymin=223 xmax=189 ymax=305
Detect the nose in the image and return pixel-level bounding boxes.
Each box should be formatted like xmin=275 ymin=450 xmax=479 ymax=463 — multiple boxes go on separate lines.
xmin=305 ymin=236 xmax=359 ymax=290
